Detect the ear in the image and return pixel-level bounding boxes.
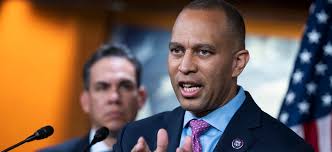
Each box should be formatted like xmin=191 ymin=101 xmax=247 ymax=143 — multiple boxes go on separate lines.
xmin=80 ymin=91 xmax=90 ymax=114
xmin=232 ymin=49 xmax=250 ymax=77
xmin=137 ymin=86 xmax=147 ymax=109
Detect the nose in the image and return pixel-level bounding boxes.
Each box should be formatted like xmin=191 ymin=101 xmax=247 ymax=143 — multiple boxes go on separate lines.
xmin=178 ymin=51 xmax=197 ymax=74
xmin=108 ymin=87 xmax=120 ymax=104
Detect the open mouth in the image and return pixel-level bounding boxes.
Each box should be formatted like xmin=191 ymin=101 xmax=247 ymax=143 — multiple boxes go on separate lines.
xmin=179 ymin=81 xmax=203 ymax=98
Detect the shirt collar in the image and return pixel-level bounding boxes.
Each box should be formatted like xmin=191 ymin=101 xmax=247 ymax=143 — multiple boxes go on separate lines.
xmin=89 ymin=128 xmax=112 ymax=152
xmin=183 ymin=86 xmax=246 ymax=132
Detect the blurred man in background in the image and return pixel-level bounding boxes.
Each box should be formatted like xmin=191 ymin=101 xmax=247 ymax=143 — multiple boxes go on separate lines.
xmin=40 ymin=44 xmax=147 ymax=152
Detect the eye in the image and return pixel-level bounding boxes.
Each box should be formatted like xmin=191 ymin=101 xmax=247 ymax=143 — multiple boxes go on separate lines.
xmin=94 ymin=82 xmax=109 ymax=91
xmin=198 ymin=49 xmax=211 ymax=56
xmin=119 ymin=81 xmax=135 ymax=92
xmin=193 ymin=44 xmax=215 ymax=57
xmin=195 ymin=49 xmax=213 ymax=57
xmin=170 ymin=48 xmax=184 ymax=56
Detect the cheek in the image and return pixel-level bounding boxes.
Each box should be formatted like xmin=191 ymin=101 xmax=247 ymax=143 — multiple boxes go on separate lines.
xmin=168 ymin=59 xmax=182 ymax=85
xmin=168 ymin=64 xmax=176 ymax=77
xmin=123 ymin=100 xmax=139 ymax=121
xmin=89 ymin=94 xmax=107 ymax=113
xmin=168 ymin=56 xmax=180 ymax=73
xmin=90 ymin=101 xmax=103 ymax=114
xmin=123 ymin=95 xmax=139 ymax=111
xmin=201 ymin=62 xmax=232 ymax=88
xmin=90 ymin=96 xmax=104 ymax=107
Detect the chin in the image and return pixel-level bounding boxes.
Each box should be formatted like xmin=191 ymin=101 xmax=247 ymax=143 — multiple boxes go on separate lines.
xmin=180 ymin=100 xmax=203 ymax=111
xmin=106 ymin=119 xmax=124 ymax=128
xmin=107 ymin=123 xmax=124 ymax=132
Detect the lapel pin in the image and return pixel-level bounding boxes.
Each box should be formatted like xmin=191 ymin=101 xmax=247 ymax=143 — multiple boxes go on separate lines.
xmin=232 ymin=138 xmax=244 ymax=150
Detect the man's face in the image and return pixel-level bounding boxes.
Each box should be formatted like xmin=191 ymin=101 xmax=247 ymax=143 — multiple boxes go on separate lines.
xmin=168 ymin=9 xmax=240 ymax=116
xmin=81 ymin=56 xmax=145 ymax=134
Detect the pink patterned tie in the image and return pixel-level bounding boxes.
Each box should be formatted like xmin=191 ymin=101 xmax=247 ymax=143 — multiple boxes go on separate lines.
xmin=189 ymin=119 xmax=211 ymax=152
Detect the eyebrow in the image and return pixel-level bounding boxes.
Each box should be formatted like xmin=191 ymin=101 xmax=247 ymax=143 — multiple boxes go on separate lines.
xmin=169 ymin=42 xmax=183 ymax=49
xmin=119 ymin=79 xmax=136 ymax=85
xmin=169 ymin=42 xmax=216 ymax=51
xmin=192 ymin=44 xmax=216 ymax=51
xmin=94 ymin=81 xmax=110 ymax=88
xmin=95 ymin=79 xmax=137 ymax=87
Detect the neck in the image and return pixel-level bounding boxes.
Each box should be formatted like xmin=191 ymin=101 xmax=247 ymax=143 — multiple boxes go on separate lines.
xmin=104 ymin=137 xmax=117 ymax=148
xmin=221 ymin=84 xmax=239 ymax=107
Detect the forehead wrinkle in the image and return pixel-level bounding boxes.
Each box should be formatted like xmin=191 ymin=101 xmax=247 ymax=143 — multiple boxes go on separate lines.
xmin=186 ymin=39 xmax=191 ymax=50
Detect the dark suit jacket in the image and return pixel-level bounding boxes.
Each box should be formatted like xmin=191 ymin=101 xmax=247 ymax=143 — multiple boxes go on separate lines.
xmin=114 ymin=92 xmax=314 ymax=152
xmin=38 ymin=135 xmax=89 ymax=152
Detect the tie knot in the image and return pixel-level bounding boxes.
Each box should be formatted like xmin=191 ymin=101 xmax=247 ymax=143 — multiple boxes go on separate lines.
xmin=189 ymin=119 xmax=210 ymax=136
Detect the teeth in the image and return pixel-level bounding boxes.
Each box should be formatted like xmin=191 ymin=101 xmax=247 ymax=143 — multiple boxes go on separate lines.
xmin=183 ymin=86 xmax=200 ymax=92
xmin=183 ymin=84 xmax=193 ymax=88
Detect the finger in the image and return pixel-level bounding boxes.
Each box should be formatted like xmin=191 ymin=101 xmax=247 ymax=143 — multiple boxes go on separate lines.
xmin=155 ymin=128 xmax=168 ymax=152
xmin=131 ymin=137 xmax=143 ymax=152
xmin=131 ymin=137 xmax=151 ymax=152
xmin=176 ymin=147 xmax=183 ymax=152
xmin=181 ymin=136 xmax=192 ymax=152
xmin=136 ymin=137 xmax=147 ymax=151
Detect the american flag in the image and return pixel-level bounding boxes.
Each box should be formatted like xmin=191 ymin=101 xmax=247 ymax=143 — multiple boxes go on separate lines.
xmin=278 ymin=0 xmax=332 ymax=151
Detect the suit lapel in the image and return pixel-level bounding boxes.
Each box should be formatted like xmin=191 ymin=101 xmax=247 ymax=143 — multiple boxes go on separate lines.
xmin=214 ymin=92 xmax=261 ymax=152
xmin=165 ymin=107 xmax=185 ymax=152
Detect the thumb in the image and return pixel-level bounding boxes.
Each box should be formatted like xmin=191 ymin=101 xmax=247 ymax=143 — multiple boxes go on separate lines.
xmin=182 ymin=136 xmax=192 ymax=152
xmin=155 ymin=128 xmax=168 ymax=152
xmin=131 ymin=137 xmax=151 ymax=152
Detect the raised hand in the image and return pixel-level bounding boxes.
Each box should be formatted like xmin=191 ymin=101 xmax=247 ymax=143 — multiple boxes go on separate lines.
xmin=155 ymin=128 xmax=168 ymax=152
xmin=131 ymin=128 xmax=169 ymax=152
xmin=130 ymin=137 xmax=149 ymax=152
xmin=176 ymin=136 xmax=192 ymax=152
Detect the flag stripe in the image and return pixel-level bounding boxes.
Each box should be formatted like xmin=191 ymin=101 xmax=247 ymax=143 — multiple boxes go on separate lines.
xmin=304 ymin=121 xmax=319 ymax=152
xmin=317 ymin=113 xmax=332 ymax=152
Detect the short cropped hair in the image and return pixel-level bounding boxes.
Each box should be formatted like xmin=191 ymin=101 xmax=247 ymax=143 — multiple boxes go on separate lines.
xmin=184 ymin=0 xmax=246 ymax=49
xmin=82 ymin=44 xmax=142 ymax=90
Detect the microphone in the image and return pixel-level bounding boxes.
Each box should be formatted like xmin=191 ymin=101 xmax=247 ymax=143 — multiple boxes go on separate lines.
xmin=1 ymin=125 xmax=54 ymax=152
xmin=25 ymin=125 xmax=54 ymax=142
xmin=83 ymin=127 xmax=109 ymax=152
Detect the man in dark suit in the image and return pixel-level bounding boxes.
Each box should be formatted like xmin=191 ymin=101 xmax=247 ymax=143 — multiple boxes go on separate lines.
xmin=113 ymin=0 xmax=314 ymax=152
xmin=40 ymin=44 xmax=147 ymax=152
